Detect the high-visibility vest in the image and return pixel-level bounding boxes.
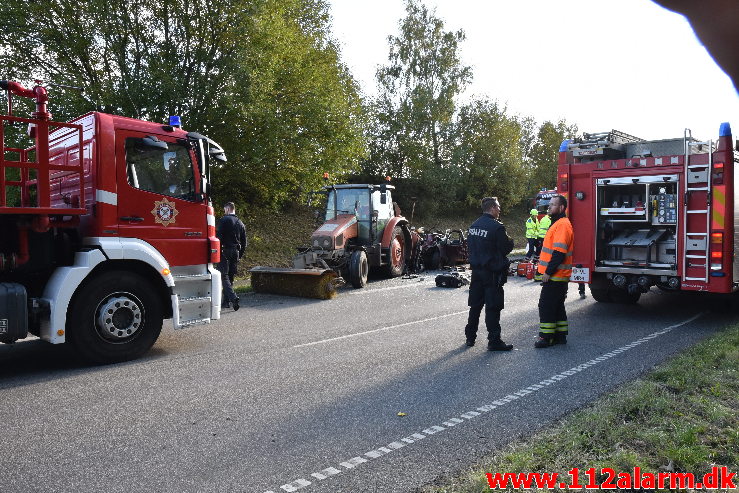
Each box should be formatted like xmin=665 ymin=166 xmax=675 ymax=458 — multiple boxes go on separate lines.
xmin=537 ymin=217 xmax=574 ymax=281
xmin=537 ymin=215 xmax=551 ymax=239
xmin=525 ymin=217 xmax=539 ymax=239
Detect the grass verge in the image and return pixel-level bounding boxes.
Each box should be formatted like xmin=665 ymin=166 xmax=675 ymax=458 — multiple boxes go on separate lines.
xmin=422 ymin=324 xmax=739 ymax=492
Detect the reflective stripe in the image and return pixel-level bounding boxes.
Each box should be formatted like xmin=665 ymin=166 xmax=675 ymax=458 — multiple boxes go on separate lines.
xmin=541 ymin=246 xmax=555 ymax=254
xmin=551 ymin=276 xmax=570 ymax=281
xmin=553 ymin=242 xmax=569 ymax=250
xmin=96 ymin=189 xmax=118 ymax=206
xmin=558 ymin=264 xmax=572 ymax=270
xmin=539 ymin=327 xmax=556 ymax=334
xmin=538 ymin=260 xmax=549 ymax=266
xmin=556 ymin=321 xmax=568 ymax=327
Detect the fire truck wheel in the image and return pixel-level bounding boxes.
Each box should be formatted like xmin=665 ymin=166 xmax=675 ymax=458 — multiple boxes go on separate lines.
xmin=609 ymin=289 xmax=641 ymax=304
xmin=589 ymin=286 xmax=612 ymax=303
xmin=349 ymin=250 xmax=368 ymax=288
xmin=68 ymin=271 xmax=163 ymax=364
xmin=385 ymin=226 xmax=405 ymax=278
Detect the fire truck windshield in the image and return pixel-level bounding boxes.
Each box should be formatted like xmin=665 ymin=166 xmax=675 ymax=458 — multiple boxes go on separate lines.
xmin=125 ymin=138 xmax=196 ymax=200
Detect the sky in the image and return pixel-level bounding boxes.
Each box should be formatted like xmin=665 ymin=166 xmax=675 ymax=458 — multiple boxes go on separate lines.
xmin=326 ymin=0 xmax=739 ymax=142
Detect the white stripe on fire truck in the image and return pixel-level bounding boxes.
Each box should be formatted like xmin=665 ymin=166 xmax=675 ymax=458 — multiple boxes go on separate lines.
xmin=96 ymin=190 xmax=118 ymax=206
xmin=207 ymin=214 xmax=216 ymax=227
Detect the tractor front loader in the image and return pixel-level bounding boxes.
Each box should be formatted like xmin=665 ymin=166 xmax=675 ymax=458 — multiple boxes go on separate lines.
xmin=250 ymin=184 xmax=412 ymax=299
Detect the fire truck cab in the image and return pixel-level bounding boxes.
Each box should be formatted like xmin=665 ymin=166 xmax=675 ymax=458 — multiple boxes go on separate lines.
xmin=0 ymin=81 xmax=224 ymax=363
xmin=559 ymin=124 xmax=738 ymax=303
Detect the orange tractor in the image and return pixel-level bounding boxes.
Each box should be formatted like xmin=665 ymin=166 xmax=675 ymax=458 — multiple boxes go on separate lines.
xmin=250 ymin=183 xmax=413 ymax=299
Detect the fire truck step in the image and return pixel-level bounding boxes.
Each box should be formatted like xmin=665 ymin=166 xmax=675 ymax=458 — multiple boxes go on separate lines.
xmin=686 ymin=209 xmax=708 ymax=213
xmin=178 ymin=318 xmax=211 ymax=328
xmin=688 ymin=164 xmax=710 ymax=169
xmin=173 ymin=274 xmax=212 ymax=281
xmin=686 ymin=187 xmax=709 ymax=192
xmin=684 ymin=277 xmax=708 ymax=281
xmin=686 ymin=254 xmax=707 ymax=259
xmin=178 ymin=296 xmax=212 ymax=303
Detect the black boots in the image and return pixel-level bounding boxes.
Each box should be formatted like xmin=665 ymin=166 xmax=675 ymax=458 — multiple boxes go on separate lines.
xmin=535 ymin=333 xmax=567 ymax=348
xmin=487 ymin=339 xmax=513 ymax=351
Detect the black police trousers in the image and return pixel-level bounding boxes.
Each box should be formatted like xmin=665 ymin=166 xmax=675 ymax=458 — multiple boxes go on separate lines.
xmin=465 ymin=269 xmax=505 ymax=342
xmin=219 ymin=246 xmax=239 ymax=305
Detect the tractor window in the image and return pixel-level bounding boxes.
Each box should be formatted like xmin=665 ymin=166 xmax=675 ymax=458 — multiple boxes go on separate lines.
xmin=125 ymin=138 xmax=195 ymax=200
xmin=325 ymin=189 xmax=371 ymax=220
xmin=372 ymin=190 xmax=393 ymax=221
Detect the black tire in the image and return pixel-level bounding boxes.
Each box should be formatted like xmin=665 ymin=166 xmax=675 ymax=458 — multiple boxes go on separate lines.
xmin=349 ymin=250 xmax=368 ymax=288
xmin=384 ymin=226 xmax=406 ymax=278
xmin=589 ymin=286 xmax=612 ymax=303
xmin=609 ymin=289 xmax=641 ymax=304
xmin=427 ymin=250 xmax=440 ymax=270
xmin=67 ymin=271 xmax=163 ymax=364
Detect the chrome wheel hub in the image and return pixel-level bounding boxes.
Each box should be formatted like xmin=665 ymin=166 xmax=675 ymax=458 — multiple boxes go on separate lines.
xmin=96 ymin=294 xmax=143 ymax=341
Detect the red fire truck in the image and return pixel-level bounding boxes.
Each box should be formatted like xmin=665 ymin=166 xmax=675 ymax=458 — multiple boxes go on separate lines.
xmin=0 ymin=81 xmax=225 ymax=362
xmin=558 ymin=124 xmax=737 ymax=303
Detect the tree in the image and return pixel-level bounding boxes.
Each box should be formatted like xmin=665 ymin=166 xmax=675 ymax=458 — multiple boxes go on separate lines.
xmin=528 ymin=120 xmax=579 ymax=191
xmin=453 ymin=99 xmax=528 ymax=209
xmin=368 ymin=0 xmax=472 ymax=180
xmin=0 ymin=0 xmax=366 ymax=209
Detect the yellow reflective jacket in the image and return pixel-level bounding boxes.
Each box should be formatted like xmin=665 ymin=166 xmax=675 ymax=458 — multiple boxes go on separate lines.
xmin=537 ymin=215 xmax=551 ymax=239
xmin=525 ymin=217 xmax=539 ymax=239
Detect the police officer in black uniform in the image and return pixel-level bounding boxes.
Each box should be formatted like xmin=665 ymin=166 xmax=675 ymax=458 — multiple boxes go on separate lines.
xmin=465 ymin=197 xmax=514 ymax=351
xmin=217 ymin=202 xmax=247 ymax=311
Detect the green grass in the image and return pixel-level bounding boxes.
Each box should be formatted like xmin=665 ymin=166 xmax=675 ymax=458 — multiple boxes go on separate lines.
xmin=422 ymin=324 xmax=739 ymax=492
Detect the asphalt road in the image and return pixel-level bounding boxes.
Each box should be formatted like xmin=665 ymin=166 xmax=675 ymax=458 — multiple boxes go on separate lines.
xmin=0 ymin=271 xmax=735 ymax=493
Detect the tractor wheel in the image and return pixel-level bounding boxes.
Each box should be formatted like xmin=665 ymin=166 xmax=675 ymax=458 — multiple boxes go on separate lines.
xmin=427 ymin=250 xmax=440 ymax=270
xmin=349 ymin=250 xmax=368 ymax=288
xmin=67 ymin=271 xmax=163 ymax=364
xmin=384 ymin=226 xmax=406 ymax=278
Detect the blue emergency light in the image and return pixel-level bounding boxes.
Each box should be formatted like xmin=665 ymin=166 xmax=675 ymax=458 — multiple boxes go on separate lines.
xmin=168 ymin=115 xmax=182 ymax=128
xmin=559 ymin=139 xmax=571 ymax=152
xmin=719 ymin=122 xmax=731 ymax=137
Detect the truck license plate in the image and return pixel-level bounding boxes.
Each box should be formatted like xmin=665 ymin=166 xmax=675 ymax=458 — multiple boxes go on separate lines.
xmin=571 ymin=267 xmax=589 ymax=283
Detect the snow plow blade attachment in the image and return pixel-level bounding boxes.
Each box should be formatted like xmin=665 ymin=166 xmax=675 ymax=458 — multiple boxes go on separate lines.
xmin=249 ymin=266 xmax=344 ymax=300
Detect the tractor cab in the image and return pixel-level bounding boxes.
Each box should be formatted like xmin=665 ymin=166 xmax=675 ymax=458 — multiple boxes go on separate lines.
xmin=324 ymin=184 xmax=395 ymax=244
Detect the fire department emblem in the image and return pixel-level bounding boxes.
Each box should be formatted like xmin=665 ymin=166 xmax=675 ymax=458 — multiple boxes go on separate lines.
xmin=151 ymin=198 xmax=179 ymax=227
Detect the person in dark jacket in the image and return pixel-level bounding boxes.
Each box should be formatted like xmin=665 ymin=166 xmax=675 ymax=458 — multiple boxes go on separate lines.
xmin=217 ymin=202 xmax=247 ymax=311
xmin=465 ymin=197 xmax=514 ymax=351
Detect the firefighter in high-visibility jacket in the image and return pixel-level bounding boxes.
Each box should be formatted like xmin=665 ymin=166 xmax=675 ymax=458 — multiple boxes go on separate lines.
xmin=524 ymin=209 xmax=539 ymax=260
xmin=535 ymin=194 xmax=574 ymax=348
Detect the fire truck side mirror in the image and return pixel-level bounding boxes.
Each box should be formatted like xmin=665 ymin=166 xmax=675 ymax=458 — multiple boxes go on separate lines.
xmin=209 ymin=147 xmax=227 ymax=162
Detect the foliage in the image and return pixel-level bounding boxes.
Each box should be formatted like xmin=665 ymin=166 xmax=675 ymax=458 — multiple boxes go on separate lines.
xmin=527 ymin=119 xmax=579 ymax=191
xmin=453 ymin=100 xmax=527 ymax=209
xmin=367 ymin=0 xmax=472 ymax=180
xmin=0 ymin=0 xmax=366 ymax=209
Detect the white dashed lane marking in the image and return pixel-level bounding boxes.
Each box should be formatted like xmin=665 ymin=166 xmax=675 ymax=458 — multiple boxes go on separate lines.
xmin=291 ymin=311 xmax=469 ymax=348
xmin=265 ymin=312 xmax=703 ymax=493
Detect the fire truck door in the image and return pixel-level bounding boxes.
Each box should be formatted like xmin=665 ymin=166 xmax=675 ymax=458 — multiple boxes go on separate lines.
xmin=116 ymin=131 xmax=207 ymax=266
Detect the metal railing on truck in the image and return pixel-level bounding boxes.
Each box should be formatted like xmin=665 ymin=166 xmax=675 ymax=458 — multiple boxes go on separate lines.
xmin=0 ymin=114 xmax=86 ymax=216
